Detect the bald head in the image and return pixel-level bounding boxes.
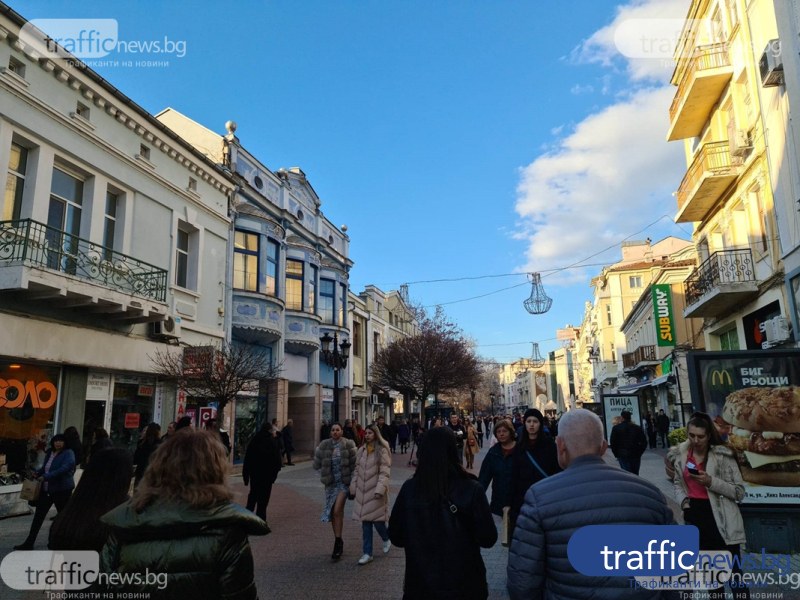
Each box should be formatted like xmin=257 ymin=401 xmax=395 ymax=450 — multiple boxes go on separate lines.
xmin=556 ymin=409 xmax=606 ymax=467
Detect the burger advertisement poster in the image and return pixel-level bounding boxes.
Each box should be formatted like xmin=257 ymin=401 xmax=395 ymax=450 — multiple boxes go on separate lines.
xmin=687 ymin=350 xmax=800 ymax=505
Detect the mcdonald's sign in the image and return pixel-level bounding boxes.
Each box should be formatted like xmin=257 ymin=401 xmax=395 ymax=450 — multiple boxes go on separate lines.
xmin=710 ymin=369 xmax=733 ymax=388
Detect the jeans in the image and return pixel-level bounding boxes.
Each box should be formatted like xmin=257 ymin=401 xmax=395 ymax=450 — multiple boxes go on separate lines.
xmin=361 ymin=521 xmax=389 ymax=556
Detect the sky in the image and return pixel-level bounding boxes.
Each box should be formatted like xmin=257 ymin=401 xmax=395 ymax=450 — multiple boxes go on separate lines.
xmin=18 ymin=0 xmax=695 ymax=364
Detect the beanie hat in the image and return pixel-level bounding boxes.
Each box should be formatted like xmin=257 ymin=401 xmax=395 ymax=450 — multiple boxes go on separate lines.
xmin=522 ymin=408 xmax=545 ymax=425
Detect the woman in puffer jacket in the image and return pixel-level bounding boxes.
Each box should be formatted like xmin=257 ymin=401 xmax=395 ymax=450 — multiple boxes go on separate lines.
xmin=97 ymin=429 xmax=268 ymax=599
xmin=349 ymin=424 xmax=392 ymax=566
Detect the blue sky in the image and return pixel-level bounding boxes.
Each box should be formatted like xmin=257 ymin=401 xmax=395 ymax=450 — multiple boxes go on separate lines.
xmin=20 ymin=0 xmax=693 ymax=363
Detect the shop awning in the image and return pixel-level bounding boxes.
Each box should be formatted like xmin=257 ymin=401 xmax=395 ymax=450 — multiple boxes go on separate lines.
xmin=617 ymin=375 xmax=675 ymax=392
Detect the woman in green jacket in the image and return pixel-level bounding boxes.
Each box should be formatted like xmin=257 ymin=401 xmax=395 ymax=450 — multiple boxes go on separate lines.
xmin=97 ymin=429 xmax=268 ymax=599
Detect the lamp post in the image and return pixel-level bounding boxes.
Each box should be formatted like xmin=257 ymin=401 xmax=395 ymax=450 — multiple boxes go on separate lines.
xmin=320 ymin=332 xmax=351 ymax=424
xmin=471 ymin=388 xmax=476 ymax=420
xmin=489 ymin=392 xmax=495 ymax=417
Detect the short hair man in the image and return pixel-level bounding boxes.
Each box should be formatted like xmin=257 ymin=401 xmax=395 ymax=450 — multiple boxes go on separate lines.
xmin=507 ymin=409 xmax=674 ymax=600
xmin=609 ymin=410 xmax=648 ymax=475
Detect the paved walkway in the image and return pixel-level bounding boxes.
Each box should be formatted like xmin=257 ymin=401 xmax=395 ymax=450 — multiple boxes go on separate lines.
xmin=0 ymin=442 xmax=794 ymax=599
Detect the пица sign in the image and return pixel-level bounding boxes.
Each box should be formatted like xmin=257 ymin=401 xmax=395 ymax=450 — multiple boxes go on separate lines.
xmin=0 ymin=378 xmax=57 ymax=409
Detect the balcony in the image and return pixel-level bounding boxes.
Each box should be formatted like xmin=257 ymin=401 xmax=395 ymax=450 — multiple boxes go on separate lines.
xmin=675 ymin=141 xmax=740 ymax=223
xmin=0 ymin=219 xmax=168 ymax=321
xmin=684 ymin=249 xmax=758 ymax=318
xmin=622 ymin=345 xmax=658 ymax=373
xmin=668 ymin=43 xmax=733 ymax=141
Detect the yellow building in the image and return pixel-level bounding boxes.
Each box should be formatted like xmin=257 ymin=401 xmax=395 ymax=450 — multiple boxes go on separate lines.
xmin=668 ymin=0 xmax=790 ymax=350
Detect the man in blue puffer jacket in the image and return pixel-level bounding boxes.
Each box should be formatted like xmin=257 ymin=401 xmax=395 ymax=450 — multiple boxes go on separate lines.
xmin=507 ymin=409 xmax=676 ymax=600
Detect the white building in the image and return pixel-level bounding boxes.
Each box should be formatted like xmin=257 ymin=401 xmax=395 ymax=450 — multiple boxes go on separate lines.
xmin=0 ymin=8 xmax=233 ymax=514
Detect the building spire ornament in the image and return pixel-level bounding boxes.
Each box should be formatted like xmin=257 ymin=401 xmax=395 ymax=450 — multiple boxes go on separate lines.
xmin=523 ymin=272 xmax=553 ymax=315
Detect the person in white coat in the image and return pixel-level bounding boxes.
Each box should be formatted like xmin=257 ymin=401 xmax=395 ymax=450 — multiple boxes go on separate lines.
xmin=349 ymin=424 xmax=392 ymax=565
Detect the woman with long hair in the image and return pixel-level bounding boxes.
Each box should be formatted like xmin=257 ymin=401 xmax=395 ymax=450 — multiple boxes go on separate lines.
xmin=49 ymin=448 xmax=133 ymax=551
xmin=14 ymin=434 xmax=76 ymax=550
xmin=313 ymin=422 xmax=357 ymax=560
xmin=389 ymin=427 xmax=496 ymax=599
xmin=96 ymin=429 xmax=268 ymax=599
xmin=478 ymin=419 xmax=517 ymax=517
xmin=133 ymin=422 xmax=161 ymax=487
xmin=509 ymin=408 xmax=560 ymax=540
xmin=668 ymin=412 xmax=749 ymax=599
xmin=89 ymin=427 xmax=112 ymax=462
xmin=62 ymin=426 xmax=83 ymax=468
xmin=350 ymin=424 xmax=392 ymax=565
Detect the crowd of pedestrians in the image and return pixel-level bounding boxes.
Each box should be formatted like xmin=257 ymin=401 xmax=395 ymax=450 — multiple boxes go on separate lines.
xmin=9 ymin=406 xmax=759 ymax=600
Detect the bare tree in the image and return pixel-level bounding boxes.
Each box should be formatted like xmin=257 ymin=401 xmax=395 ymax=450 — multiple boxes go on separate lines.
xmin=150 ymin=342 xmax=282 ymax=417
xmin=371 ymin=307 xmax=481 ymax=414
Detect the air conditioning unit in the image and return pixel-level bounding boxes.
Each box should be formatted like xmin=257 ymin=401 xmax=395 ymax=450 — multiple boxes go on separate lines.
xmin=760 ymin=39 xmax=784 ymax=87
xmin=150 ymin=315 xmax=182 ymax=341
xmin=764 ymin=316 xmax=790 ymax=343
xmin=729 ymin=129 xmax=752 ymax=157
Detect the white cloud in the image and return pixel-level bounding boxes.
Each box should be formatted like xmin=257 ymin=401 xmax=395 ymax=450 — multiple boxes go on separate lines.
xmin=571 ymin=0 xmax=689 ymax=82
xmin=570 ymin=83 xmax=595 ymax=95
xmin=514 ymin=0 xmax=689 ymax=285
xmin=515 ymin=86 xmax=685 ymax=283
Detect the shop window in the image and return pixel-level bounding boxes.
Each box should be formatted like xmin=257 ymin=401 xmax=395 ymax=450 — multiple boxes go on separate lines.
xmin=3 ymin=142 xmax=27 ymax=221
xmin=233 ymin=229 xmax=259 ymax=292
xmin=109 ymin=376 xmax=154 ymax=455
xmin=0 ymin=362 xmax=60 ymax=485
xmin=285 ymin=259 xmax=304 ymax=310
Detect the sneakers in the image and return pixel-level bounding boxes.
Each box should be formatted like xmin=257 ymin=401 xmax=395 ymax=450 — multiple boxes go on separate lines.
xmin=382 ymin=539 xmax=391 ymax=554
xmin=358 ymin=554 xmax=373 ymax=565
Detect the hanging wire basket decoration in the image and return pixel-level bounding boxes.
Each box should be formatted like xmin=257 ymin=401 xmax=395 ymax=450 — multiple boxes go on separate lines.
xmin=523 ymin=272 xmax=553 ymax=315
xmin=530 ymin=342 xmax=545 ymax=368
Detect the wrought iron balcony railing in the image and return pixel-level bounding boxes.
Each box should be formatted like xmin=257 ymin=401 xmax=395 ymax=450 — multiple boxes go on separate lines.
xmin=0 ymin=219 xmax=167 ymax=302
xmin=684 ymin=248 xmax=755 ymax=307
xmin=622 ymin=345 xmax=656 ymax=370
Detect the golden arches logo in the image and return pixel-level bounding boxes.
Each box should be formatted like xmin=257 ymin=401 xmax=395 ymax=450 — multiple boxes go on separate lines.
xmin=710 ymin=370 xmax=733 ymax=387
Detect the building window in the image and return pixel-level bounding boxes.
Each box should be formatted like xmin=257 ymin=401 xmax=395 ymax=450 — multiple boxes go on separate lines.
xmin=139 ymin=144 xmax=151 ymax=161
xmin=266 ymin=239 xmax=278 ymax=296
xmin=629 ymin=276 xmax=642 ymax=288
xmin=8 ymin=56 xmax=25 ymax=78
xmin=47 ymin=166 xmax=85 ymax=274
xmin=285 ymin=259 xmax=304 ymax=310
xmin=76 ymin=102 xmax=90 ymax=120
xmin=606 ymin=303 xmax=612 ymax=326
xmin=234 ymin=230 xmax=259 ymax=292
xmin=3 ymin=142 xmax=27 ymax=221
xmin=373 ymin=331 xmax=380 ymax=358
xmin=749 ymin=187 xmax=768 ymax=253
xmin=188 ymin=177 xmax=197 ymax=192
xmin=103 ymin=191 xmax=118 ymax=260
xmin=719 ymin=327 xmax=739 ymax=350
xmin=610 ymin=343 xmax=616 ymax=363
xmin=353 ymin=321 xmax=362 ymax=357
xmin=338 ymin=283 xmax=346 ymax=327
xmin=320 ymin=278 xmax=335 ymax=324
xmin=307 ymin=265 xmax=317 ymax=313
xmin=174 ymin=221 xmax=198 ymax=290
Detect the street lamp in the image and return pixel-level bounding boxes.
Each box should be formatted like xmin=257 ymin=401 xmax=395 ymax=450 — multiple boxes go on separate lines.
xmin=489 ymin=392 xmax=496 ymax=416
xmin=320 ymin=332 xmax=351 ymax=424
xmin=470 ymin=388 xmax=476 ymax=420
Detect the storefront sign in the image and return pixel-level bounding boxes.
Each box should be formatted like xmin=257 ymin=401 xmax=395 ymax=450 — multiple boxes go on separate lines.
xmin=176 ymin=389 xmax=187 ymax=417
xmin=124 ymin=413 xmax=140 ymax=429
xmin=199 ymin=407 xmax=216 ymax=427
xmin=742 ymin=301 xmax=781 ymax=350
xmin=651 ymin=284 xmax=675 ymax=347
xmin=86 ymin=371 xmax=111 ymax=401
xmin=152 ymin=383 xmax=165 ymax=425
xmin=601 ymin=394 xmax=641 ymax=442
xmin=0 ymin=378 xmax=57 ymax=409
xmin=687 ymin=350 xmax=800 ymax=505
xmin=137 ymin=385 xmax=154 ymax=397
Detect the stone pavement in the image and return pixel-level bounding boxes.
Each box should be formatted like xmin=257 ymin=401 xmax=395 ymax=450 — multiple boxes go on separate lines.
xmin=1 ymin=441 xmax=798 ymax=599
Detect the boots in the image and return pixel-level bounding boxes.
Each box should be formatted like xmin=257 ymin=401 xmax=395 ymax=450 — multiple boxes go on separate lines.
xmin=332 ymin=537 xmax=343 ymax=560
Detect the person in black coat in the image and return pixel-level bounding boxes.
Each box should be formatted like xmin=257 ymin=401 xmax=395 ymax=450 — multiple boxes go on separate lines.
xmin=389 ymin=426 xmax=496 ymax=599
xmin=89 ymin=428 xmax=113 ymax=463
xmin=509 ymin=409 xmax=561 ymax=540
xmin=62 ymin=426 xmax=83 ymax=467
xmin=656 ymin=409 xmax=671 ymax=448
xmin=133 ymin=423 xmax=161 ymax=487
xmin=610 ymin=410 xmax=648 ymax=475
xmin=281 ymin=419 xmax=295 ymax=466
xmin=242 ymin=422 xmax=282 ymax=531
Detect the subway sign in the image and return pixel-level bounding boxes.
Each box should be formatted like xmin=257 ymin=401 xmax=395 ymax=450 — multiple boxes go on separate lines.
xmin=651 ymin=284 xmax=675 ymax=347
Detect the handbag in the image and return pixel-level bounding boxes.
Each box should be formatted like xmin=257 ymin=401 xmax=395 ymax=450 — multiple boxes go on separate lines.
xmin=20 ymin=478 xmax=41 ymax=502
xmin=468 ymin=437 xmax=476 ymax=447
